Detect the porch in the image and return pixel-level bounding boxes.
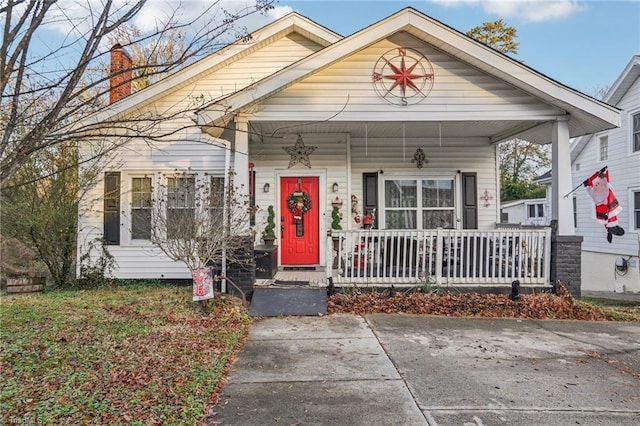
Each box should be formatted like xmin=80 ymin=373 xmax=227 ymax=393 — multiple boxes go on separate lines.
xmin=255 ymin=228 xmax=552 ymax=290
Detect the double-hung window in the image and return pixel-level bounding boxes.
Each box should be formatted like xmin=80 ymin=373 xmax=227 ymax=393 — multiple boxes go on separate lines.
xmin=634 ymin=190 xmax=640 ymax=231
xmin=599 ymin=135 xmax=608 ymax=161
xmin=209 ymin=176 xmax=225 ymax=221
xmin=633 ymin=112 xmax=640 ymax=153
xmin=384 ymin=178 xmax=455 ymax=229
xmin=167 ymin=176 xmax=196 ymax=238
xmin=131 ymin=177 xmax=152 ymax=239
xmin=527 ymin=203 xmax=544 ymax=219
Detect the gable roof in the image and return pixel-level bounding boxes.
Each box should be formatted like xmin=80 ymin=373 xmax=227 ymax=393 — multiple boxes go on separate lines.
xmin=196 ymin=7 xmax=620 ymax=144
xmin=501 ymin=198 xmax=547 ymax=209
xmin=81 ymin=12 xmax=341 ymax=125
xmin=533 ymin=170 xmax=552 ymax=185
xmin=571 ymin=55 xmax=640 ymax=162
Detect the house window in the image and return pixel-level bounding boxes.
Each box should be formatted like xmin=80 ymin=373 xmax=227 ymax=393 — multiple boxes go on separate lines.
xmin=598 ymin=135 xmax=608 ymax=161
xmin=501 ymin=212 xmax=508 ymax=223
xmin=633 ymin=113 xmax=640 ymax=152
xmin=131 ymin=177 xmax=152 ymax=239
xmin=384 ymin=178 xmax=454 ymax=229
xmin=634 ymin=190 xmax=640 ymax=231
xmin=527 ymin=203 xmax=544 ymax=218
xmin=209 ymin=176 xmax=225 ymax=217
xmin=167 ymin=176 xmax=196 ymax=238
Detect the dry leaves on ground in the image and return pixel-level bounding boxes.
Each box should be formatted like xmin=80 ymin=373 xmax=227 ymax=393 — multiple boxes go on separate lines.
xmin=328 ymin=286 xmax=637 ymax=321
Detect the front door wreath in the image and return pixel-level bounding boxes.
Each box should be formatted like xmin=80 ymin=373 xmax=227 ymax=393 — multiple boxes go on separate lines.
xmin=287 ymin=191 xmax=312 ymax=221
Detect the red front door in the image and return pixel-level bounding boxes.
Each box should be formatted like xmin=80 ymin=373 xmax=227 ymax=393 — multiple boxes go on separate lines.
xmin=280 ymin=176 xmax=320 ymax=265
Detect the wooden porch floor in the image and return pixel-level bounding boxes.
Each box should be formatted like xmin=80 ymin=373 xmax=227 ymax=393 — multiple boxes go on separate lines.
xmin=255 ymin=270 xmax=329 ymax=287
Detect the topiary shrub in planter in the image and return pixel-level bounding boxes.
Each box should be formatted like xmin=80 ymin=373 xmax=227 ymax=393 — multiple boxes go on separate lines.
xmin=262 ymin=205 xmax=276 ymax=245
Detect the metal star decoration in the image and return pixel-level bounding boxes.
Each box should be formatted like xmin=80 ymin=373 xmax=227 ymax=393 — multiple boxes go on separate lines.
xmin=282 ymin=134 xmax=317 ymax=168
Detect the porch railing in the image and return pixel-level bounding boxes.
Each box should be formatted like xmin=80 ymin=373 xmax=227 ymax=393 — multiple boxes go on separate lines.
xmin=328 ymin=228 xmax=551 ymax=287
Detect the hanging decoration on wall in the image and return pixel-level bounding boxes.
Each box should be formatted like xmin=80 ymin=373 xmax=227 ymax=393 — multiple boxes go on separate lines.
xmin=582 ymin=166 xmax=625 ymax=243
xmin=288 ymin=191 xmax=312 ymax=222
xmin=282 ymin=134 xmax=317 ymax=168
xmin=412 ymin=147 xmax=428 ymax=168
xmin=481 ymin=189 xmax=493 ymax=207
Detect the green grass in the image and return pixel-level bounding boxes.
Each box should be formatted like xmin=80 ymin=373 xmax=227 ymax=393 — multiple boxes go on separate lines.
xmin=581 ymin=297 xmax=640 ymax=321
xmin=1 ymin=286 xmax=252 ymax=425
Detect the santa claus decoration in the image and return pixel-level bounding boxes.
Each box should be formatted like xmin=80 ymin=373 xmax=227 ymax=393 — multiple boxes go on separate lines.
xmin=582 ymin=166 xmax=625 ymax=243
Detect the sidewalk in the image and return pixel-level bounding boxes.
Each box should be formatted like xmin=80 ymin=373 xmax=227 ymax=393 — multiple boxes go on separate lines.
xmin=208 ymin=315 xmax=426 ymax=425
xmin=208 ymin=314 xmax=640 ymax=425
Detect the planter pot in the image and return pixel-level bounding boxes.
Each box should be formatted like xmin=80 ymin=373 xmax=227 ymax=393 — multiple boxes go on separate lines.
xmin=332 ymin=237 xmax=342 ymax=252
xmin=255 ymin=245 xmax=278 ymax=279
xmin=262 ymin=238 xmax=276 ymax=246
xmin=6 ymin=277 xmax=45 ymax=294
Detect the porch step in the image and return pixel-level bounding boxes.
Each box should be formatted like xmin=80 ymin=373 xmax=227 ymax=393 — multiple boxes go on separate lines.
xmin=249 ymin=286 xmax=327 ymax=317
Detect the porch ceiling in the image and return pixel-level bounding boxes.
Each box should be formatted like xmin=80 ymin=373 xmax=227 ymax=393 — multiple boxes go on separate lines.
xmin=248 ymin=119 xmax=546 ymax=144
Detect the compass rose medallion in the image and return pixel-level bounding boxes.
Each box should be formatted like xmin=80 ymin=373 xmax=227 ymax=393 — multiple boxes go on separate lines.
xmin=372 ymin=47 xmax=434 ymax=106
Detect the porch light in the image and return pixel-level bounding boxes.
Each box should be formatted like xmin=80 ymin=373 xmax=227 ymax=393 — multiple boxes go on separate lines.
xmin=332 ymin=182 xmax=339 ymax=193
xmin=263 ymin=183 xmax=270 ymax=193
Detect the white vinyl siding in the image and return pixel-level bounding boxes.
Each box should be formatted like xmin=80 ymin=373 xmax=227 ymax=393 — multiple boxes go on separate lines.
xmin=572 ymin=65 xmax=640 ymax=258
xmin=77 ymin=28 xmax=324 ymax=278
xmin=256 ymin=35 xmax=565 ymax=121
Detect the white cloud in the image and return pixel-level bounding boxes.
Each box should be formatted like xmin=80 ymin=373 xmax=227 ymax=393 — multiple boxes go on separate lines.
xmin=430 ymin=0 xmax=587 ymax=23
xmin=42 ymin=1 xmax=290 ymax=38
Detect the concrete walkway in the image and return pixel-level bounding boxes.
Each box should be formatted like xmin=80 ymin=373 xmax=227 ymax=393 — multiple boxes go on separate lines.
xmin=208 ymin=314 xmax=640 ymax=425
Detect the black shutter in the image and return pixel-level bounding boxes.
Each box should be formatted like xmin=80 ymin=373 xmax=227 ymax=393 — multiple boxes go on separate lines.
xmin=104 ymin=172 xmax=121 ymax=245
xmin=461 ymin=173 xmax=477 ymax=229
xmin=363 ymin=172 xmax=378 ymax=228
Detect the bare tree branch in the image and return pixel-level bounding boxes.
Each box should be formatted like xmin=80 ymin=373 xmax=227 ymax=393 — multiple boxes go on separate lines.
xmin=1 ymin=0 xmax=275 ymax=187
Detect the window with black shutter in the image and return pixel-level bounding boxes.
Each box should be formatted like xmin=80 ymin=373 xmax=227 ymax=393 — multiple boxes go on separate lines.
xmin=104 ymin=172 xmax=121 ymax=245
xmin=461 ymin=173 xmax=477 ymax=229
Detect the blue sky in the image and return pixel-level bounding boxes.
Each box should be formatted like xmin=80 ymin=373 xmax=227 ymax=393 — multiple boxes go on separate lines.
xmin=34 ymin=1 xmax=639 ymax=98
xmin=275 ymin=1 xmax=639 ymax=97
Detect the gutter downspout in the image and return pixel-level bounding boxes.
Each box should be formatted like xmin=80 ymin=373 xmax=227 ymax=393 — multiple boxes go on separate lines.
xmin=198 ymin=129 xmax=231 ymax=293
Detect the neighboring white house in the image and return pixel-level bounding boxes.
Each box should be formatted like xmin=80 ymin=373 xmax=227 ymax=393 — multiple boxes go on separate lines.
xmin=76 ymin=8 xmax=619 ymax=292
xmin=571 ymin=55 xmax=640 ymax=293
xmin=500 ymin=198 xmax=549 ymax=226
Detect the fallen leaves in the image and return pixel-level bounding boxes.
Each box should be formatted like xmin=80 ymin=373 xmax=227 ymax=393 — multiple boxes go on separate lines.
xmin=1 ymin=287 xmax=253 ymax=425
xmin=327 ymin=287 xmax=634 ymax=321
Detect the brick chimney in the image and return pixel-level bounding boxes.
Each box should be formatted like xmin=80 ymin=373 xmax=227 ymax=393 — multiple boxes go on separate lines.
xmin=109 ymin=44 xmax=132 ymax=104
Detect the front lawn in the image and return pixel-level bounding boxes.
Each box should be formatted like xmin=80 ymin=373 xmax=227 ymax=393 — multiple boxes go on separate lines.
xmin=3 ymin=284 xmax=637 ymax=425
xmin=1 ymin=286 xmax=252 ymax=425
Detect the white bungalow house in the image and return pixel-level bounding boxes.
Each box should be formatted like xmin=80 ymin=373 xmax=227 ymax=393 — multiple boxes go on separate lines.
xmin=77 ymin=8 xmax=620 ymax=296
xmin=570 ymin=55 xmax=640 ymax=294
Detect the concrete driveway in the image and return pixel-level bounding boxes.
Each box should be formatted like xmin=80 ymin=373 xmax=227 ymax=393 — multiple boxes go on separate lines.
xmin=208 ymin=314 xmax=640 ymax=425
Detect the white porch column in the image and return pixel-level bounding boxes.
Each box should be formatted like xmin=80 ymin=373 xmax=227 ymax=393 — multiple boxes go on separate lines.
xmin=234 ymin=116 xmax=250 ymax=233
xmin=551 ymin=117 xmax=574 ymax=236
